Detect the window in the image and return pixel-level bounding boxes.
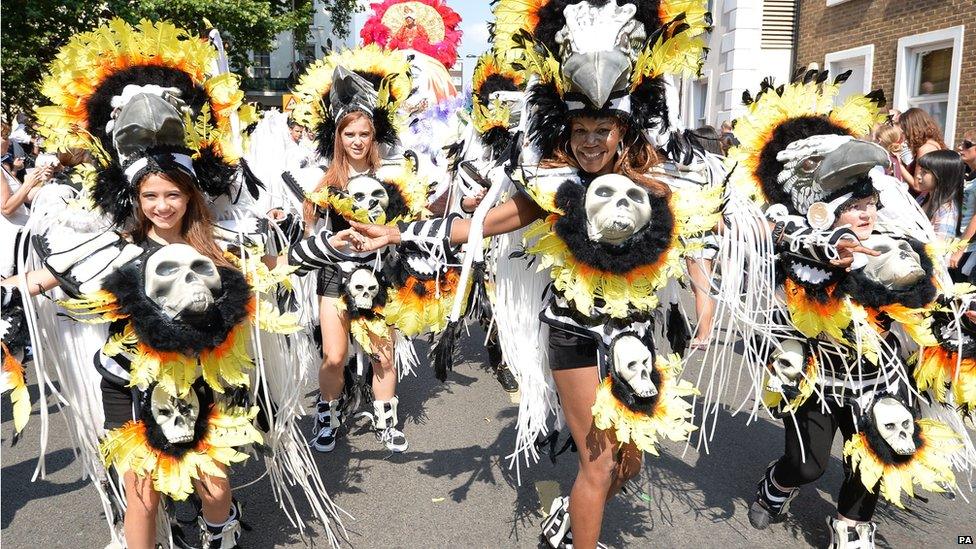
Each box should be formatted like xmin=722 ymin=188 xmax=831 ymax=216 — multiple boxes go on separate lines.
xmin=692 ymin=79 xmax=708 ymax=129
xmin=253 ymin=51 xmax=271 ymax=79
xmin=908 ymin=46 xmax=952 ymax=130
xmin=894 ymin=26 xmax=965 ymax=145
xmin=680 ymin=70 xmax=711 ymax=129
xmin=302 ymin=43 xmax=317 ymax=64
xmin=824 ymin=45 xmax=874 ymax=105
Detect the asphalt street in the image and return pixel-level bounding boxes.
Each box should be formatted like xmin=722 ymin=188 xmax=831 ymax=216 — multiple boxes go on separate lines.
xmin=2 ymin=328 xmax=975 ymax=548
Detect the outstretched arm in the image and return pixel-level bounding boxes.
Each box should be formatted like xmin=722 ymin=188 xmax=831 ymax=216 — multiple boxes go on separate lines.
xmin=2 ymin=268 xmax=60 ymax=296
xmin=351 ymin=192 xmax=545 ymax=250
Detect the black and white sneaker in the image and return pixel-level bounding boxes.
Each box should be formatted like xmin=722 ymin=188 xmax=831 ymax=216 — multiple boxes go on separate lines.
xmin=373 ymin=398 xmax=408 ymax=452
xmin=313 ymin=396 xmax=343 ymax=453
xmin=828 ymin=516 xmax=877 ymax=549
xmin=541 ymin=496 xmax=572 ymax=548
xmin=749 ymin=460 xmax=799 ymax=530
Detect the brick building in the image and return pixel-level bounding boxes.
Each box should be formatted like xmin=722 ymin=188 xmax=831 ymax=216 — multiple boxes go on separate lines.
xmin=794 ymin=0 xmax=974 ymax=146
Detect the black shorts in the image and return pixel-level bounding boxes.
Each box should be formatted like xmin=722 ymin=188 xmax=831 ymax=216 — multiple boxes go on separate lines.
xmin=316 ymin=264 xmax=342 ymax=298
xmin=548 ymin=326 xmax=597 ymax=371
xmin=101 ymin=377 xmax=138 ymax=430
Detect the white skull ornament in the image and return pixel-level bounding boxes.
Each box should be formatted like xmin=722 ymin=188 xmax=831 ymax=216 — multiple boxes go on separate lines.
xmin=144 ymin=244 xmax=222 ymax=319
xmin=612 ymin=334 xmax=657 ymax=398
xmin=861 ymin=235 xmax=926 ymax=289
xmin=771 ymin=339 xmax=806 ymax=382
xmin=348 ymin=268 xmax=380 ymax=310
xmin=585 ymin=174 xmax=653 ymax=245
xmin=871 ymin=396 xmax=916 ymax=456
xmin=347 ymin=175 xmax=389 ymax=221
xmin=150 ymin=385 xmax=200 ymax=444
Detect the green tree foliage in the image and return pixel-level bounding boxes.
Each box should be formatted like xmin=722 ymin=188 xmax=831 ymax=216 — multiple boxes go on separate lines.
xmin=1 ymin=0 xmax=359 ymax=117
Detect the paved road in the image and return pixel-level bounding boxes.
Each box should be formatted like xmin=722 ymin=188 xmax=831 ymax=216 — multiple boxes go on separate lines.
xmin=3 ymin=329 xmax=975 ymax=548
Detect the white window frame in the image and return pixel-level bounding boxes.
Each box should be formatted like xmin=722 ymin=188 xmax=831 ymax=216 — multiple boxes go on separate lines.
xmin=826 ymin=0 xmax=855 ymax=6
xmin=824 ymin=44 xmax=874 ymax=94
xmin=681 ymin=69 xmax=712 ymax=129
xmin=894 ymin=25 xmax=965 ymax=145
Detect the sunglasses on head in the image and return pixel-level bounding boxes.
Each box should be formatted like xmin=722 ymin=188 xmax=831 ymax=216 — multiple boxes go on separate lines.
xmin=960 ymin=140 xmax=974 ymax=150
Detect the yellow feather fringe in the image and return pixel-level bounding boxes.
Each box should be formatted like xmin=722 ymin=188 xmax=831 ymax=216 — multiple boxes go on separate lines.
xmin=100 ymin=403 xmax=262 ymax=501
xmin=844 ymin=419 xmax=960 ymax=508
xmin=591 ymin=354 xmax=699 ymax=455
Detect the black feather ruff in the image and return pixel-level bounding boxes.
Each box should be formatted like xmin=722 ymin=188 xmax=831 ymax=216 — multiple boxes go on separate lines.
xmin=101 ymin=261 xmax=252 ymax=355
xmin=755 ymin=116 xmax=851 ymax=212
xmin=94 ymin=162 xmax=136 ymax=228
xmin=553 ymin=181 xmax=674 ymax=275
xmin=482 ymin=126 xmax=515 ymax=160
xmin=140 ymin=382 xmax=215 ymax=458
xmin=475 ymin=73 xmax=521 ymax=105
xmin=837 ymin=237 xmax=936 ymax=309
xmin=192 ymin=144 xmax=239 ymax=199
xmin=380 ymin=181 xmax=409 ymax=221
xmin=526 ymin=80 xmax=570 ymax=159
xmin=629 ymin=76 xmax=670 ymax=135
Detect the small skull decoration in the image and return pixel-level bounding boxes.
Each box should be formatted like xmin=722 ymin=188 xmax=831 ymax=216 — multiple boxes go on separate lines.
xmin=861 ymin=235 xmax=926 ymax=289
xmin=770 ymin=339 xmax=806 ymax=383
xmin=612 ymin=334 xmax=657 ymax=399
xmin=348 ymin=268 xmax=380 ymax=310
xmin=585 ymin=174 xmax=653 ymax=245
xmin=150 ymin=384 xmax=200 ymax=445
xmin=347 ymin=175 xmax=389 ymax=222
xmin=871 ymin=396 xmax=916 ymax=456
xmin=144 ymin=244 xmax=222 ymax=319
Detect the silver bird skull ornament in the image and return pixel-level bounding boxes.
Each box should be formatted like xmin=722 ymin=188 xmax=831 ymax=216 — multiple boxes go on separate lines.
xmin=861 ymin=235 xmax=926 ymax=289
xmin=150 ymin=385 xmax=200 ymax=444
xmin=348 ymin=268 xmax=380 ymax=310
xmin=347 ymin=175 xmax=389 ymax=221
xmin=872 ymin=396 xmax=916 ymax=456
xmin=585 ymin=174 xmax=653 ymax=245
xmin=612 ymin=334 xmax=657 ymax=398
xmin=144 ymin=244 xmax=222 ymax=319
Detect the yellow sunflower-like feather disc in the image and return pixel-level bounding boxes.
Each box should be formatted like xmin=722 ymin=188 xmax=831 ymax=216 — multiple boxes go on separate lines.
xmin=844 ymin=419 xmax=960 ymax=508
xmin=591 ymin=353 xmax=699 ymax=455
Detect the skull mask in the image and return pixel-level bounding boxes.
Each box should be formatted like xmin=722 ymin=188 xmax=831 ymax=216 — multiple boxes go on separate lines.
xmin=612 ymin=334 xmax=657 ymax=399
xmin=348 ymin=268 xmax=380 ymax=310
xmin=144 ymin=244 xmax=222 ymax=319
xmin=585 ymin=174 xmax=653 ymax=245
xmin=861 ymin=235 xmax=925 ymax=289
xmin=871 ymin=396 xmax=916 ymax=456
xmin=150 ymin=384 xmax=200 ymax=444
xmin=347 ymin=175 xmax=389 ymax=222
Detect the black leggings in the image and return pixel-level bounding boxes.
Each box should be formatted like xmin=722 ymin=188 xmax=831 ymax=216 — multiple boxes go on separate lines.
xmin=772 ymin=393 xmax=879 ymax=522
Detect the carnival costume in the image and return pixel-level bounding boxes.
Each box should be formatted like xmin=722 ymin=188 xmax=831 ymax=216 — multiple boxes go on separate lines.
xmin=11 ymin=19 xmax=345 ymax=548
xmin=707 ymin=71 xmax=976 ymax=548
xmin=387 ymin=1 xmax=719 ymax=546
xmin=281 ymin=43 xmax=467 ymax=453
